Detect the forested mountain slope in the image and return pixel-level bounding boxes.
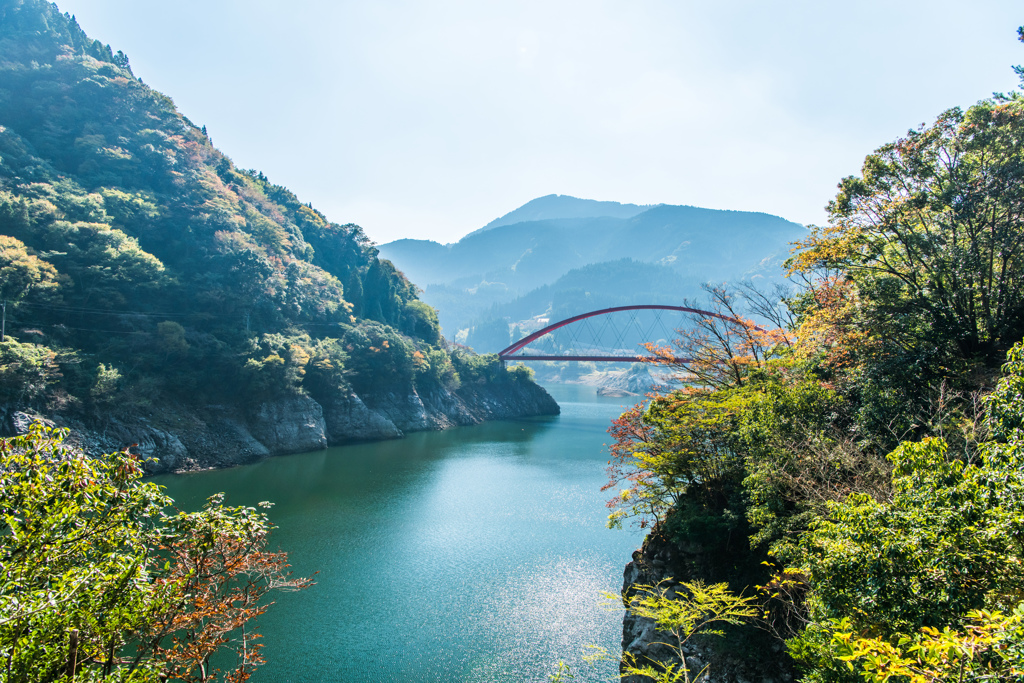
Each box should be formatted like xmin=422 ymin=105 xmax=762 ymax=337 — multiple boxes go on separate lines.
xmin=0 ymin=0 xmax=557 ymax=468
xmin=462 ymin=259 xmax=701 ymax=353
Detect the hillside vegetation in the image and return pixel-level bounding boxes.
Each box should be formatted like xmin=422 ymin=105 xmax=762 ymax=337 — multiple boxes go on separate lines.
xmin=605 ymin=50 xmax=1024 ymax=682
xmin=0 ymin=0 xmax=535 ymax=433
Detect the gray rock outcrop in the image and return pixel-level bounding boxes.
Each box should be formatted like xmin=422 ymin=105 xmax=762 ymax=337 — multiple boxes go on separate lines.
xmin=365 ymin=388 xmax=433 ymax=432
xmin=322 ymin=391 xmax=403 ymax=442
xmin=248 ymin=395 xmax=328 ymax=454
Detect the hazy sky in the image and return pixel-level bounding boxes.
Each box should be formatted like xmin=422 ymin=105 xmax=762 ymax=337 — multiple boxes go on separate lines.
xmin=55 ymin=0 xmax=1024 ymax=244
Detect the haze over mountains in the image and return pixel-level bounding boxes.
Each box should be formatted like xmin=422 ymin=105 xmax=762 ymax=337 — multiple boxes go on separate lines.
xmin=378 ymin=195 xmax=807 ymax=351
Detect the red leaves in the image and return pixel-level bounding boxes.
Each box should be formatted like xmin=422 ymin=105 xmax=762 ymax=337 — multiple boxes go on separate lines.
xmin=145 ymin=532 xmax=313 ymax=683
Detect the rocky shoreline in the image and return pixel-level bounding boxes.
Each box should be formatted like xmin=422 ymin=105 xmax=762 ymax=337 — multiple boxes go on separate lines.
xmin=620 ymin=530 xmax=793 ymax=683
xmin=1 ymin=381 xmax=560 ymax=473
xmin=535 ymin=363 xmax=674 ymax=398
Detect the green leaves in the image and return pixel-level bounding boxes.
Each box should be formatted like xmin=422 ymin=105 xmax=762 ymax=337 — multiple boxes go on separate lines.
xmin=0 ymin=424 xmax=311 ymax=682
xmin=613 ymin=579 xmax=758 ymax=683
xmin=0 ymin=234 xmax=60 ymax=303
xmin=0 ymin=339 xmax=60 ymax=403
xmin=827 ymin=606 xmax=1024 ymax=682
xmin=0 ymin=0 xmax=450 ymax=411
xmin=0 ymin=424 xmax=167 ymax=682
xmin=789 ymin=340 xmax=1024 ymax=680
xmin=792 ymin=99 xmax=1024 ymax=366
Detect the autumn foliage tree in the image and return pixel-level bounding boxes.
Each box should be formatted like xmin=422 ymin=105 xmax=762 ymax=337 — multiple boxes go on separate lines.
xmin=603 ymin=40 xmax=1024 ymax=681
xmin=0 ymin=425 xmax=312 ymax=683
xmin=604 ymin=285 xmax=795 ymax=531
xmin=787 ymin=98 xmax=1024 ymax=367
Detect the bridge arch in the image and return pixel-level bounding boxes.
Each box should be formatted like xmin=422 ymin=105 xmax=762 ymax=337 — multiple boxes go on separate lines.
xmin=497 ymin=304 xmax=740 ymax=362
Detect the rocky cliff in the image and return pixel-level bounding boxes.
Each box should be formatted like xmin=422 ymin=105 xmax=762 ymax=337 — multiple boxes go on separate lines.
xmin=0 ymin=380 xmax=559 ymax=472
xmin=620 ymin=530 xmax=793 ymax=683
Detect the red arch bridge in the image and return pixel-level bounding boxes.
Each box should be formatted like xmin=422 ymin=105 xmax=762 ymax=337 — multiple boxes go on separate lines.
xmin=496 ymin=304 xmax=740 ymax=363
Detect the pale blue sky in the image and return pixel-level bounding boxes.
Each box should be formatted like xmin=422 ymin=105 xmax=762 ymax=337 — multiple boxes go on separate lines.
xmin=55 ymin=0 xmax=1024 ymax=244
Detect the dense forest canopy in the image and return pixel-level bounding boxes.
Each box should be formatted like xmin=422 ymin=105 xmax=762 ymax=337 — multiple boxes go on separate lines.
xmin=0 ymin=0 xmax=520 ymax=418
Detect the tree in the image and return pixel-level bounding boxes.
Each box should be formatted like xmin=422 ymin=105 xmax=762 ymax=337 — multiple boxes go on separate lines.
xmin=0 ymin=339 xmax=60 ymax=403
xmin=604 ymin=386 xmax=749 ymax=532
xmin=827 ymin=607 xmax=1024 ymax=683
xmin=550 ymin=581 xmax=758 ymax=683
xmin=0 ymin=425 xmax=311 ymax=682
xmin=613 ymin=580 xmax=758 ymax=683
xmin=642 ymin=285 xmax=791 ymax=390
xmin=788 ymin=98 xmax=1024 ymax=366
xmin=0 ymin=234 xmax=59 ymax=303
xmin=401 ymin=300 xmax=442 ymax=344
xmin=156 ymin=320 xmax=189 ymax=357
xmin=302 ymin=337 xmax=350 ymax=399
xmin=341 ymin=321 xmax=415 ymax=393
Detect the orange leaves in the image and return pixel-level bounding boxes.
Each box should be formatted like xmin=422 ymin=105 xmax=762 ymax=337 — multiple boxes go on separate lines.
xmin=602 ymin=286 xmax=798 ymax=529
xmin=791 ymin=276 xmax=873 ymax=373
xmin=641 ymin=286 xmax=791 ymax=390
xmin=0 ymin=426 xmax=312 ymax=681
xmin=147 ymin=530 xmax=313 ymax=683
xmin=411 ymin=349 xmax=430 ymax=373
xmin=605 ymin=401 xmax=656 ymax=482
xmin=785 ymin=223 xmax=862 ymax=278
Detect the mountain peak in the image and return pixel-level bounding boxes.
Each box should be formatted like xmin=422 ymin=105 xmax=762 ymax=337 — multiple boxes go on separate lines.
xmin=465 ymin=194 xmax=653 ymax=238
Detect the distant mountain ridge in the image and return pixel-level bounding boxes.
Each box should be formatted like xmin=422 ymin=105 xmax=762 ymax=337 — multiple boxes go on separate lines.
xmin=465 ymin=194 xmax=653 ymax=238
xmin=378 ymin=196 xmax=806 ymax=340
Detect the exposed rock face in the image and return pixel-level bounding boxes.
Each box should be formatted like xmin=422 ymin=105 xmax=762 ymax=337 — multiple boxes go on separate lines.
xmin=620 ymin=531 xmax=793 ymax=683
xmin=0 ymin=380 xmax=560 ymax=473
xmin=365 ymin=388 xmax=433 ymax=433
xmin=596 ymin=365 xmax=663 ymax=397
xmin=322 ymin=392 xmax=404 ymax=442
xmin=455 ymin=381 xmax=561 ymax=421
xmin=248 ymin=395 xmax=328 ymax=454
xmin=129 ymin=426 xmax=190 ymax=471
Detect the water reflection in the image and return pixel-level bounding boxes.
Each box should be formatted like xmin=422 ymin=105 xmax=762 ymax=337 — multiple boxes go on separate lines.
xmin=154 ymin=385 xmax=644 ymax=683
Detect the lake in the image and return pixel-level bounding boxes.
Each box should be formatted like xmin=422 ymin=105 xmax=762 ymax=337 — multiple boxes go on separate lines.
xmin=154 ymin=384 xmax=644 ymax=682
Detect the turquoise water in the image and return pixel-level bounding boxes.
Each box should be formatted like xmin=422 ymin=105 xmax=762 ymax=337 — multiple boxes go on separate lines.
xmin=154 ymin=385 xmax=643 ymax=682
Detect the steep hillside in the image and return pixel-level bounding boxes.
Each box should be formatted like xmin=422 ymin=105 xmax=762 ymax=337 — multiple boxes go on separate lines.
xmin=379 ymin=198 xmax=806 ymax=336
xmin=0 ymin=0 xmax=557 ymax=467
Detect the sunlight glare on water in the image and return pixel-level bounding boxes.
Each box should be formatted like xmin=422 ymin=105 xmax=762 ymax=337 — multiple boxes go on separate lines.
xmin=154 ymin=384 xmax=645 ymax=682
